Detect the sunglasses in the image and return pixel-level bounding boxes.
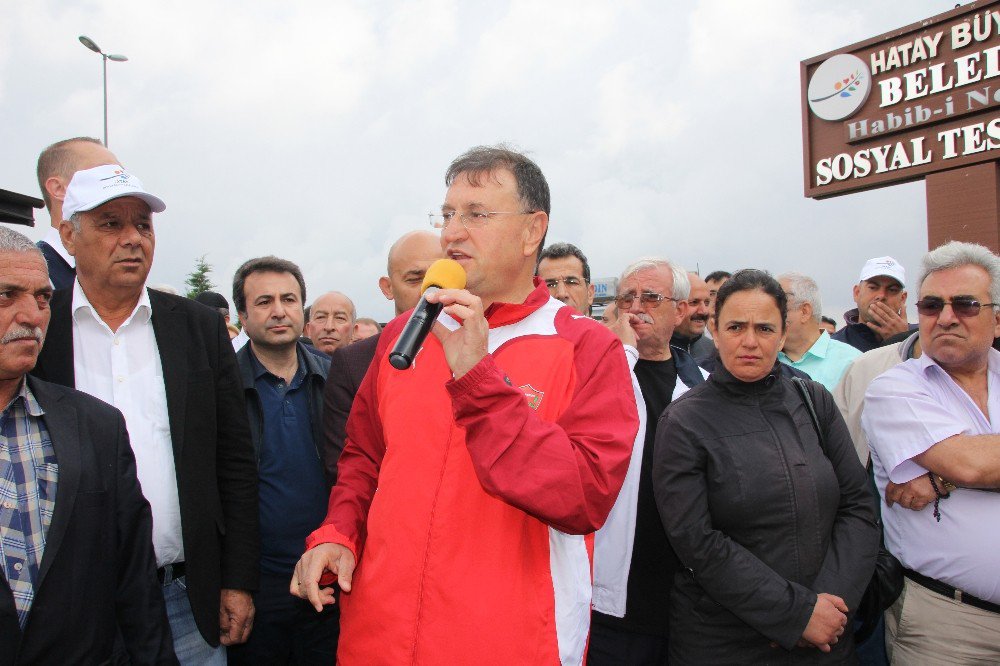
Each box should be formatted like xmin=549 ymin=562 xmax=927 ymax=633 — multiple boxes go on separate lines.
xmin=915 ymin=297 xmax=998 ymax=318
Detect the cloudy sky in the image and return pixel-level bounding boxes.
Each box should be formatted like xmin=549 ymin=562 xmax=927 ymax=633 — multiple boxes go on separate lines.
xmin=0 ymin=1 xmax=956 ymax=322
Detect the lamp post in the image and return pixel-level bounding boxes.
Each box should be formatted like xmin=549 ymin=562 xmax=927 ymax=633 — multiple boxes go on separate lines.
xmin=78 ymin=35 xmax=128 ymax=147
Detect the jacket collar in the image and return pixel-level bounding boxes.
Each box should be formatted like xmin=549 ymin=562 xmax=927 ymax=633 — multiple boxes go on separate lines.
xmin=709 ymin=357 xmax=784 ymax=399
xmin=237 ymin=339 xmax=327 ymax=389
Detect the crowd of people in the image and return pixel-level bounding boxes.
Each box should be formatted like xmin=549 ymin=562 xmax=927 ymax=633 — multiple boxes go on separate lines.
xmin=1 ymin=137 xmax=998 ymax=665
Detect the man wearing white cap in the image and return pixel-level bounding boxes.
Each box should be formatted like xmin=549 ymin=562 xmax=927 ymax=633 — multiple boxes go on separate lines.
xmin=30 ymin=164 xmax=260 ymax=665
xmin=833 ymin=256 xmax=915 ymax=353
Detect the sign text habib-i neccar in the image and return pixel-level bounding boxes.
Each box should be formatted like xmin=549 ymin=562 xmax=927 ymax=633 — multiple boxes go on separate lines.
xmin=802 ymin=2 xmax=1000 ymax=198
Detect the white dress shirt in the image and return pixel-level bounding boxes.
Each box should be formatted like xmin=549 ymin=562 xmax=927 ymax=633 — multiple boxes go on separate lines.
xmin=71 ymin=280 xmax=184 ymax=567
xmin=862 ymin=349 xmax=1000 ymax=603
xmin=592 ymin=345 xmax=708 ymax=617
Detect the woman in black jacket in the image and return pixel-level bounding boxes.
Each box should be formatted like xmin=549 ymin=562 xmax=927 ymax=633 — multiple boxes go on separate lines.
xmin=653 ymin=269 xmax=879 ymax=664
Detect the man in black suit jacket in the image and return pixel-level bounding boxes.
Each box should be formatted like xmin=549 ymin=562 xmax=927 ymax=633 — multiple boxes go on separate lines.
xmin=34 ymin=137 xmax=119 ymax=290
xmin=30 ymin=164 xmax=258 ymax=663
xmin=321 ymin=231 xmax=442 ymax=481
xmin=0 ymin=227 xmax=175 ymax=664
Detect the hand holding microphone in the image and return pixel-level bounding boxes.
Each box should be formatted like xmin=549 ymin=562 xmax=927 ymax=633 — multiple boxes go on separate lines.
xmin=388 ymin=259 xmax=467 ymax=370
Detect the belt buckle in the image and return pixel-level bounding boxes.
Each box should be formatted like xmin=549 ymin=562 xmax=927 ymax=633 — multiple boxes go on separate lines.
xmin=955 ymin=589 xmax=964 ymax=604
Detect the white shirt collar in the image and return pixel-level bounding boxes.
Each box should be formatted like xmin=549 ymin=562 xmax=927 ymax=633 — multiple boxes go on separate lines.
xmin=42 ymin=226 xmax=75 ymax=268
xmin=72 ymin=279 xmax=152 ymax=328
xmin=918 ymin=346 xmax=1000 ymax=381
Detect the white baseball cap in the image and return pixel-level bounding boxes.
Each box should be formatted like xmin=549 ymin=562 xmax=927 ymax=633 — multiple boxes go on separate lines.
xmin=859 ymin=256 xmax=905 ymax=287
xmin=62 ymin=164 xmax=166 ymax=220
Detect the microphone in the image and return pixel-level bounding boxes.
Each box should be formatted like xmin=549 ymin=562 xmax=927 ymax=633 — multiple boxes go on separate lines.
xmin=388 ymin=258 xmax=467 ymax=370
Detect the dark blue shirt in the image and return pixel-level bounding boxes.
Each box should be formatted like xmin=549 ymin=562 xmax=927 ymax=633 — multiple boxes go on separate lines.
xmin=250 ymin=348 xmax=329 ymax=576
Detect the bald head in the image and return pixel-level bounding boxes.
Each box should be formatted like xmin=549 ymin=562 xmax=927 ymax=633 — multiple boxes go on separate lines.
xmin=306 ymin=291 xmax=356 ymax=354
xmin=36 ymin=138 xmax=119 ymax=227
xmin=379 ymin=230 xmax=444 ymax=315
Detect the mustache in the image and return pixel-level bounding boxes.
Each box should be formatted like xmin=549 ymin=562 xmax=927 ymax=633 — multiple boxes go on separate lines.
xmin=689 ymin=313 xmax=710 ymax=323
xmin=633 ymin=313 xmax=654 ymax=325
xmin=1 ymin=326 xmax=44 ymax=344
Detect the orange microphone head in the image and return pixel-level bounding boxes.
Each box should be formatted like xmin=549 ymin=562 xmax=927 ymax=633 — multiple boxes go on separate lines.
xmin=421 ymin=258 xmax=467 ymax=292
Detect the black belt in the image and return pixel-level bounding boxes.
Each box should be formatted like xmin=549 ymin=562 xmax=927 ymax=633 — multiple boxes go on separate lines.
xmin=903 ymin=568 xmax=1000 ymax=614
xmin=157 ymin=562 xmax=186 ymax=585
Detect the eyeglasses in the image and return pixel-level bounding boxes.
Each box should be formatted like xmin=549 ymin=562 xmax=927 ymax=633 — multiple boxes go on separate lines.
xmin=543 ymin=277 xmax=587 ymax=288
xmin=614 ymin=292 xmax=679 ymax=309
xmin=915 ymin=297 xmax=999 ymax=317
xmin=428 ymin=210 xmax=537 ymax=230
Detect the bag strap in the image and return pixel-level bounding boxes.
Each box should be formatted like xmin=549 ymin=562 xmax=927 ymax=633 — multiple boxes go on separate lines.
xmin=791 ymin=376 xmax=825 ymax=448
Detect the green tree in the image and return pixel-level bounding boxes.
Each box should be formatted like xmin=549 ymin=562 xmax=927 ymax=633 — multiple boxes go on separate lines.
xmin=185 ymin=255 xmax=216 ymax=298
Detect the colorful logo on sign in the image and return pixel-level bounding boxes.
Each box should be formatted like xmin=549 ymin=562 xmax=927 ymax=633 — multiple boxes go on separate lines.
xmin=807 ymin=53 xmax=872 ymax=121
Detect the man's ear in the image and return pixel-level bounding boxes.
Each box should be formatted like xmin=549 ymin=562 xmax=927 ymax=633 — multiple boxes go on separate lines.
xmin=45 ymin=176 xmax=67 ymax=206
xmin=900 ymin=290 xmax=908 ymax=311
xmin=59 ymin=220 xmax=77 ymax=257
xmin=523 ymin=212 xmax=548 ymax=259
xmin=587 ymin=283 xmax=595 ymax=307
xmin=674 ymin=299 xmax=689 ymax=327
xmin=378 ymin=276 xmax=393 ymax=301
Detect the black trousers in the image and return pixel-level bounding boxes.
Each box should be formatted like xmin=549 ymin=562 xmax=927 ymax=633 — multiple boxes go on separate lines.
xmin=227 ymin=571 xmax=340 ymax=665
xmin=588 ymin=620 xmax=669 ymax=666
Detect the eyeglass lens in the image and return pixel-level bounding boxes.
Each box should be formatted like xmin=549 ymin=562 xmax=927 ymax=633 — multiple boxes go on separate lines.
xmin=916 ymin=297 xmax=986 ymax=317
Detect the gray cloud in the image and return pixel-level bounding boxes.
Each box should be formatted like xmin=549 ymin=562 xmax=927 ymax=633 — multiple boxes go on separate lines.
xmin=0 ymin=1 xmax=951 ymax=321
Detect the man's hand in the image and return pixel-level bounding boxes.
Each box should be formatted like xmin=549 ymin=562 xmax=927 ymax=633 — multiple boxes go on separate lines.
xmin=426 ymin=288 xmax=489 ymax=379
xmin=865 ymin=301 xmax=909 ymax=340
xmin=801 ymin=593 xmax=848 ymax=653
xmin=290 ymin=543 xmax=356 ymax=613
xmin=219 ymin=589 xmax=254 ymax=646
xmin=885 ymin=474 xmax=935 ymax=510
xmin=605 ymin=308 xmax=637 ymax=348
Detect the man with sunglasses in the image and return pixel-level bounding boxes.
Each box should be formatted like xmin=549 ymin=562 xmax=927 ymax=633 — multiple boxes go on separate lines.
xmin=833 ymin=256 xmax=915 ymax=352
xmin=589 ymin=258 xmax=707 ymax=664
xmin=292 ymin=145 xmax=638 ymax=664
xmin=862 ymin=241 xmax=1000 ymax=663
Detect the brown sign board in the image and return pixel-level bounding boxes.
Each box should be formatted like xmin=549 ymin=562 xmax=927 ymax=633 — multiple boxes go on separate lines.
xmin=801 ymin=1 xmax=1000 ymax=199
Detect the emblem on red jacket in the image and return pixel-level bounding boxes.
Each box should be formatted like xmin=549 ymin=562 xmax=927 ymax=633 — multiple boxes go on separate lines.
xmin=519 ymin=384 xmax=544 ymax=410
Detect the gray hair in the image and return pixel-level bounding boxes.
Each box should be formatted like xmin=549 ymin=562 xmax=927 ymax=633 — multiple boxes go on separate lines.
xmin=919 ymin=241 xmax=1000 ymax=304
xmin=68 ymin=212 xmax=82 ymax=232
xmin=0 ymin=227 xmax=43 ymax=258
xmin=619 ymin=257 xmax=690 ymax=300
xmin=778 ymin=271 xmax=822 ymax=323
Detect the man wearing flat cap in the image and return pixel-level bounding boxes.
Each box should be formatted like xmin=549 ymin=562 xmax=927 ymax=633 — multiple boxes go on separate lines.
xmin=31 ymin=164 xmax=259 ymax=665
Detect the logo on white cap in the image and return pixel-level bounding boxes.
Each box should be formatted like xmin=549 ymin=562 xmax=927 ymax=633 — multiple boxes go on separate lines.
xmin=62 ymin=164 xmax=166 ymax=221
xmin=859 ymin=256 xmax=905 ymax=287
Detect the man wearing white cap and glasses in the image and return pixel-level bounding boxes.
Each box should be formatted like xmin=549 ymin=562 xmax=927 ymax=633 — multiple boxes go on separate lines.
xmin=31 ymin=164 xmax=260 ymax=665
xmin=833 ymin=256 xmax=916 ymax=353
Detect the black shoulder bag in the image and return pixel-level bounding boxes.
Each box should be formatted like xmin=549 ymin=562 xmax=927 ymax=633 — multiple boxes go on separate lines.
xmin=791 ymin=376 xmax=903 ymax=644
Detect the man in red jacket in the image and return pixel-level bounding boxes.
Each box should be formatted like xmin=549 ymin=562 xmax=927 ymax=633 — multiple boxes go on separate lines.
xmin=292 ymin=145 xmax=638 ymax=664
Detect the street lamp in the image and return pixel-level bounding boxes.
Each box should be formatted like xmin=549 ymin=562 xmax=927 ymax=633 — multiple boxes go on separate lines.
xmin=78 ymin=35 xmax=128 ymax=147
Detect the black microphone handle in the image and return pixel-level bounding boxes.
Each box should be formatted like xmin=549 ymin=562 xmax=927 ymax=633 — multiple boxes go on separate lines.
xmin=388 ymin=288 xmax=444 ymax=370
